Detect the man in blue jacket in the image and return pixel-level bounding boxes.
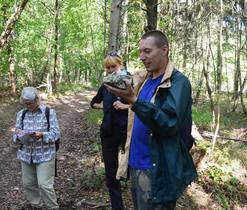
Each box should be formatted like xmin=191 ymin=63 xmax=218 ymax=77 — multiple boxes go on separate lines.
xmin=105 ymin=30 xmax=197 ymax=210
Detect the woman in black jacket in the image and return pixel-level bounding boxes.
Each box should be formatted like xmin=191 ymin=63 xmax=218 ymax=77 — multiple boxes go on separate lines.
xmin=90 ymin=52 xmax=129 ymax=210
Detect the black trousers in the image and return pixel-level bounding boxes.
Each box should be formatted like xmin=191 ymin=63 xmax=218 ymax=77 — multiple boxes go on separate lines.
xmin=101 ymin=136 xmax=124 ymax=210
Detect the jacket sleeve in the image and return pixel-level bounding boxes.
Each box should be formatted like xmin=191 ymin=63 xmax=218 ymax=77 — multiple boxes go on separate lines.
xmin=90 ymin=84 xmax=104 ymax=108
xmin=43 ymin=108 xmax=61 ymax=143
xmin=131 ymin=75 xmax=192 ymax=137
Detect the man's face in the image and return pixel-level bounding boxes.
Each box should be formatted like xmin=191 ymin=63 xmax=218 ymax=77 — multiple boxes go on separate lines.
xmin=139 ymin=36 xmax=168 ymax=73
xmin=23 ymin=99 xmax=38 ymax=112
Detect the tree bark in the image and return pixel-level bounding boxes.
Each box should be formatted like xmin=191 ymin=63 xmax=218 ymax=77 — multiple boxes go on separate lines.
xmin=232 ymin=18 xmax=241 ymax=112
xmin=143 ymin=0 xmax=158 ymax=31
xmin=0 ymin=0 xmax=29 ymax=52
xmin=108 ymin=0 xmax=122 ymax=52
xmin=212 ymin=0 xmax=223 ymax=152
xmin=53 ymin=0 xmax=59 ymax=93
xmin=2 ymin=1 xmax=17 ymax=93
xmin=7 ymin=46 xmax=16 ymax=94
xmin=240 ymin=73 xmax=247 ymax=114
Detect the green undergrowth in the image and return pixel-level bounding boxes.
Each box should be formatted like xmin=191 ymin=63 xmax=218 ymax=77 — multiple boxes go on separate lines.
xmin=56 ymin=82 xmax=87 ymax=95
xmin=84 ymin=108 xmax=103 ymax=125
xmin=193 ymin=100 xmax=247 ymax=209
xmin=82 ymin=94 xmax=247 ymax=208
xmin=79 ymin=167 xmax=105 ymax=191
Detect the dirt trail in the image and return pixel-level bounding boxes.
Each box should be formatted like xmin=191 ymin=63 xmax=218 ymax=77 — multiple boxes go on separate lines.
xmin=0 ymin=90 xmax=222 ymax=210
xmin=0 ymin=91 xmax=109 ymax=210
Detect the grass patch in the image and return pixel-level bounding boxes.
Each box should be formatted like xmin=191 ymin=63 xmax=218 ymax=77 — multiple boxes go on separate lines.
xmin=199 ymin=164 xmax=246 ymax=209
xmin=192 ymin=105 xmax=212 ymax=129
xmin=80 ymin=167 xmax=105 ymax=191
xmin=196 ymin=139 xmax=247 ymax=208
xmin=84 ymin=109 xmax=103 ymax=125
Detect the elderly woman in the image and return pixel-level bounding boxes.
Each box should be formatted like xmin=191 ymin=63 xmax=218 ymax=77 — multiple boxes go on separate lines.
xmin=13 ymin=87 xmax=60 ymax=209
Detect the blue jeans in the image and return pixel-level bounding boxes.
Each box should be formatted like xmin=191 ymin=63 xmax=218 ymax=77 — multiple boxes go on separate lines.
xmin=130 ymin=168 xmax=176 ymax=210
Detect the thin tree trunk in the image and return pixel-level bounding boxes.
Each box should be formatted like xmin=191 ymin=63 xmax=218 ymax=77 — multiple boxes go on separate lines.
xmin=240 ymin=72 xmax=247 ymax=114
xmin=206 ymin=20 xmax=216 ymax=123
xmin=2 ymin=1 xmax=17 ymax=93
xmin=53 ymin=0 xmax=59 ymax=93
xmin=45 ymin=29 xmax=54 ymax=95
xmin=211 ymin=0 xmax=223 ymax=152
xmin=143 ymin=0 xmax=158 ymax=31
xmin=103 ymin=0 xmax=107 ymax=55
xmin=194 ymin=69 xmax=204 ymax=105
xmin=7 ymin=46 xmax=16 ymax=93
xmin=121 ymin=0 xmax=129 ymax=62
xmin=203 ymin=52 xmax=214 ymax=114
xmin=108 ymin=0 xmax=122 ymax=51
xmin=0 ymin=0 xmax=29 ymax=51
xmin=240 ymin=1 xmax=247 ymax=114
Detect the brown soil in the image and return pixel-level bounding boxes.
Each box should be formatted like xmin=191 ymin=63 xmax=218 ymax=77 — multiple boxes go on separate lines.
xmin=1 ymin=90 xmax=243 ymax=210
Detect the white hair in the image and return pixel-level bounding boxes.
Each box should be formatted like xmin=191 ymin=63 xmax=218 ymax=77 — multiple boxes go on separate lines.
xmin=20 ymin=87 xmax=41 ymax=105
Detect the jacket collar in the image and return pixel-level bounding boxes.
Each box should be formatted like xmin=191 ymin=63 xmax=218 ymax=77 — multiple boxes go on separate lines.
xmin=159 ymin=61 xmax=174 ymax=88
xmin=150 ymin=61 xmax=174 ymax=103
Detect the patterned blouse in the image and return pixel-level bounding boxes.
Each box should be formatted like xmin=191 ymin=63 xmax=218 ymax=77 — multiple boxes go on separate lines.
xmin=13 ymin=104 xmax=60 ymax=164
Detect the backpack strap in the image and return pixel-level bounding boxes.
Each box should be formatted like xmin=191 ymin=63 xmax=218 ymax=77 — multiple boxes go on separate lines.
xmin=19 ymin=109 xmax=28 ymax=150
xmin=45 ymin=107 xmax=50 ymax=131
xmin=21 ymin=109 xmax=28 ymax=130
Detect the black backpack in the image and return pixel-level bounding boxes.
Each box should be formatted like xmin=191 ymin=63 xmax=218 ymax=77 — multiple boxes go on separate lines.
xmin=21 ymin=106 xmax=60 ymax=151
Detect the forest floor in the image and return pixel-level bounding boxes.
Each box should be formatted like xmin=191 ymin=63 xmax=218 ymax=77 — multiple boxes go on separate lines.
xmin=0 ymin=90 xmax=246 ymax=210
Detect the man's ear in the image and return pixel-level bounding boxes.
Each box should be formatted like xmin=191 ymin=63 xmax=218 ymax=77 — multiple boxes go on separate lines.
xmin=162 ymin=45 xmax=169 ymax=56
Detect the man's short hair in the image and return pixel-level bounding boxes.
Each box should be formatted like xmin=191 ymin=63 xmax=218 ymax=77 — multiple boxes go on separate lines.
xmin=141 ymin=30 xmax=169 ymax=48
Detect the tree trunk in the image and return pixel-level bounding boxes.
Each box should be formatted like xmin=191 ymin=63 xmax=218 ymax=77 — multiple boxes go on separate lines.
xmin=2 ymin=1 xmax=17 ymax=93
xmin=108 ymin=0 xmax=122 ymax=52
xmin=143 ymin=0 xmax=158 ymax=31
xmin=206 ymin=18 xmax=216 ymax=124
xmin=45 ymin=30 xmax=54 ymax=95
xmin=242 ymin=0 xmax=247 ymax=16
xmin=53 ymin=0 xmax=59 ymax=93
xmin=193 ymin=69 xmax=204 ymax=105
xmin=203 ymin=52 xmax=214 ymax=114
xmin=7 ymin=46 xmax=16 ymax=94
xmin=232 ymin=18 xmax=241 ymax=112
xmin=240 ymin=73 xmax=247 ymax=114
xmin=103 ymin=0 xmax=107 ymax=56
xmin=212 ymin=0 xmax=223 ymax=152
xmin=0 ymin=0 xmax=29 ymax=52
xmin=121 ymin=0 xmax=129 ymax=62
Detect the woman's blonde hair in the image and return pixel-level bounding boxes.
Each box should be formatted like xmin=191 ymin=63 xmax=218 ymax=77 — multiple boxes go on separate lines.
xmin=103 ymin=52 xmax=123 ymax=70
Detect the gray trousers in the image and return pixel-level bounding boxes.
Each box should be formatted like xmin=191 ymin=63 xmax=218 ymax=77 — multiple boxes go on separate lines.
xmin=21 ymin=158 xmax=59 ymax=209
xmin=130 ymin=168 xmax=176 ymax=210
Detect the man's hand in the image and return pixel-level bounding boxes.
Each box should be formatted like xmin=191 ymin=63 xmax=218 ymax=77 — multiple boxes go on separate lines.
xmin=105 ymin=80 xmax=137 ymax=104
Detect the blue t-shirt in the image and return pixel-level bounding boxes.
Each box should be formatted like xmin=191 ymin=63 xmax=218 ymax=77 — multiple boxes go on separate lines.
xmin=129 ymin=74 xmax=163 ymax=169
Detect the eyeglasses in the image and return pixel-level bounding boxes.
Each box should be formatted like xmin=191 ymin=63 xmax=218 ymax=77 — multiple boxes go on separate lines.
xmin=23 ymin=101 xmax=36 ymax=107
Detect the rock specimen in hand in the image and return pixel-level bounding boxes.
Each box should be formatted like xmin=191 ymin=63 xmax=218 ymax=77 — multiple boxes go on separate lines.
xmin=103 ymin=72 xmax=132 ymax=89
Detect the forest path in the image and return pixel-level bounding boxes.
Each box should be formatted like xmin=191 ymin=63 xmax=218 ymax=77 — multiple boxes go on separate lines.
xmin=0 ymin=90 xmax=219 ymax=210
xmin=0 ymin=90 xmax=112 ymax=210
